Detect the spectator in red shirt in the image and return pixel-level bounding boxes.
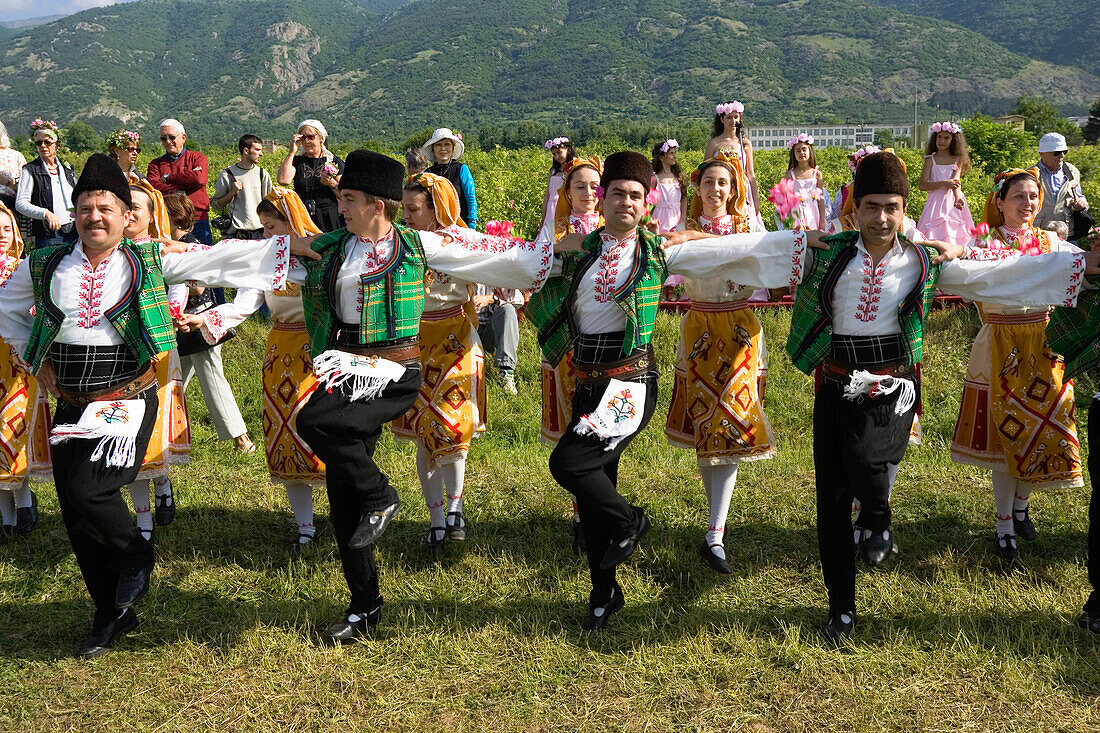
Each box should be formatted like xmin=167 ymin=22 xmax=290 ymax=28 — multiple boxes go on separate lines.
xmin=147 ymin=118 xmax=212 ymax=244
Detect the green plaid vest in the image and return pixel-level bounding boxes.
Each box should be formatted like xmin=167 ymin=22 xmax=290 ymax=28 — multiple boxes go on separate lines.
xmin=785 ymin=230 xmax=940 ymax=375
xmin=526 ymin=227 xmax=666 ymax=366
xmin=299 ymin=225 xmax=426 ymax=359
xmin=1047 ymin=275 xmax=1100 ymax=380
xmin=24 ymin=239 xmax=176 ymax=372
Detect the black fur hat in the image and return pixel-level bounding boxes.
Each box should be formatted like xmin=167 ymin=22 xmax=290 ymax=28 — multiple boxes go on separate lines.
xmin=339 ymin=149 xmax=405 ymax=201
xmin=600 ymin=151 xmax=653 ymax=192
xmin=852 ymin=151 xmax=910 ymax=202
xmin=71 ymin=152 xmax=133 ymax=209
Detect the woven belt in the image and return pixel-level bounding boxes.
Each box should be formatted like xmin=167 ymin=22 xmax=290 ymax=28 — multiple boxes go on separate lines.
xmin=58 ymin=364 xmax=157 ymax=408
xmin=272 ymin=320 xmax=307 ymax=332
xmin=820 ymin=358 xmax=913 ymax=383
xmin=573 ymin=346 xmax=654 ymax=385
xmin=421 ymin=304 xmax=466 ymax=321
xmin=689 ymin=299 xmax=751 ymax=313
xmin=338 ymin=338 xmax=421 ymax=366
xmin=981 ymin=311 xmax=1050 ymax=326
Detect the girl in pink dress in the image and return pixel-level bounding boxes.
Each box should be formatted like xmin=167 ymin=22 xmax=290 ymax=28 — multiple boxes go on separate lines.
xmin=540 ymin=137 xmax=573 ymax=230
xmin=781 ymin=133 xmax=827 ymax=231
xmin=917 ymin=121 xmax=974 ymax=243
xmin=650 ymin=139 xmax=687 ymax=234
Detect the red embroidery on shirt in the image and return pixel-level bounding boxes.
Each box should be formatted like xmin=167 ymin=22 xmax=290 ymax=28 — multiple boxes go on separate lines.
xmin=593 ymin=233 xmax=633 ymax=303
xmin=570 ymin=213 xmax=601 ymax=235
xmin=77 ymin=255 xmax=111 ymax=328
xmin=699 ymin=215 xmax=734 ymax=236
xmin=854 ymin=252 xmax=885 ymax=323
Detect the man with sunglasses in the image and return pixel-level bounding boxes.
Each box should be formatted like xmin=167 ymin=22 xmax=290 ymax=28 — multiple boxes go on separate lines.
xmin=147 ymin=118 xmax=212 ymax=245
xmin=1029 ymin=132 xmax=1089 ymax=236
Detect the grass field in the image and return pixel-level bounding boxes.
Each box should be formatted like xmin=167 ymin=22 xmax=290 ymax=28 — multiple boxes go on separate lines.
xmin=2 ymin=306 xmax=1100 ymax=731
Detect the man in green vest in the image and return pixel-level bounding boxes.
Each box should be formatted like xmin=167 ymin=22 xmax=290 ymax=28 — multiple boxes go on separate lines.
xmin=1047 ymin=250 xmax=1100 ymax=633
xmin=288 ymin=149 xmax=553 ymax=644
xmin=790 ymin=152 xmax=1100 ymax=643
xmin=0 ymin=153 xmax=318 ymax=658
xmin=527 ymin=151 xmax=825 ymax=631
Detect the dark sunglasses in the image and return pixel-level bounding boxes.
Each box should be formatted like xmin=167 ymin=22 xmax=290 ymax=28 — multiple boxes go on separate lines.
xmin=301 ymin=133 xmax=319 ymax=140
xmin=160 ymin=134 xmax=179 ymax=142
xmin=124 ymin=146 xmax=140 ymax=153
xmin=34 ymin=139 xmax=56 ymax=146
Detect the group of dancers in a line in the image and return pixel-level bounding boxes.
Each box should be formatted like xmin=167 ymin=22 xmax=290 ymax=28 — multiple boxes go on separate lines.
xmin=2 ymin=105 xmax=1100 ymax=658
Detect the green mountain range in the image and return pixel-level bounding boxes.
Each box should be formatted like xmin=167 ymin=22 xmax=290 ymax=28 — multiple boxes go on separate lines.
xmin=0 ymin=0 xmax=1097 ymax=145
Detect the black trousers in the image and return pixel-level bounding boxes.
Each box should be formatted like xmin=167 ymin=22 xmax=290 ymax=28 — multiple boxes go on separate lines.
xmin=297 ymin=367 xmax=421 ymax=613
xmin=813 ymin=374 xmax=916 ymax=614
xmin=548 ymin=376 xmax=657 ymax=604
xmin=52 ymin=386 xmax=158 ymax=628
xmin=1085 ymin=396 xmax=1100 ymax=613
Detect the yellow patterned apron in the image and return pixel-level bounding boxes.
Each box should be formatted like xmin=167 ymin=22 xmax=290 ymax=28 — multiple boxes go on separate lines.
xmin=0 ymin=338 xmax=51 ymax=484
xmin=262 ymin=320 xmax=325 ymax=485
xmin=664 ymin=301 xmax=775 ymax=465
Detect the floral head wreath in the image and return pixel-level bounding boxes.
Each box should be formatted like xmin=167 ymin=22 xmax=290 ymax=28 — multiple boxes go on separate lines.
xmin=659 ymin=139 xmax=679 ymax=154
xmin=105 ymin=129 xmax=140 ymax=149
xmin=716 ymin=101 xmax=745 ymax=116
xmin=848 ymin=145 xmax=881 ymax=173
xmin=786 ymin=133 xmax=815 ymax=149
xmin=30 ymin=118 xmax=59 ymax=141
xmin=930 ymin=121 xmax=961 ymax=135
xmin=544 ymin=136 xmax=570 ymax=149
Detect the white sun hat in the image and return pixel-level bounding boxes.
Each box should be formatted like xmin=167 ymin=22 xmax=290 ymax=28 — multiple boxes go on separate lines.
xmin=422 ymin=128 xmax=465 ymax=162
xmin=1038 ymin=132 xmax=1069 ymax=153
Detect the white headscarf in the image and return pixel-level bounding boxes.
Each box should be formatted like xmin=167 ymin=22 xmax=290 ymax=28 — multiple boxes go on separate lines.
xmin=297 ymin=119 xmax=334 ymax=165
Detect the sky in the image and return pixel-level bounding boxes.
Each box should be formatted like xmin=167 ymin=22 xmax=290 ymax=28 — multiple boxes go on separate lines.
xmin=0 ymin=0 xmax=139 ymax=23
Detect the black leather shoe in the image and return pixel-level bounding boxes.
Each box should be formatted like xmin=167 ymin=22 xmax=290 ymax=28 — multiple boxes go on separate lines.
xmin=154 ymin=480 xmax=175 ymax=527
xmin=1013 ymin=507 xmax=1037 ymax=542
xmin=348 ymin=499 xmax=401 ymax=549
xmin=581 ymin=586 xmax=624 ymax=632
xmin=599 ymin=508 xmax=650 ymax=570
xmin=77 ymin=608 xmax=138 ymax=659
xmin=115 ymin=560 xmax=153 ymax=609
xmin=1077 ymin=608 xmax=1100 ymax=633
xmin=571 ymin=517 xmax=586 ymax=556
xmin=14 ymin=491 xmax=37 ymax=535
xmin=700 ymin=542 xmax=732 ymax=574
xmin=445 ymin=510 xmax=466 ymax=541
xmin=322 ymin=603 xmax=382 ymax=645
xmin=425 ymin=526 xmax=446 ymax=556
xmin=822 ymin=610 xmax=855 ymax=644
xmin=994 ymin=533 xmax=1018 ymax=561
xmin=861 ymin=526 xmax=895 ymax=567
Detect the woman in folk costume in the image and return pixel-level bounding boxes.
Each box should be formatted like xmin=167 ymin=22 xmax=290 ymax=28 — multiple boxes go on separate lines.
xmin=950 ymin=169 xmax=1084 ymax=561
xmin=664 ymin=152 xmax=774 ymax=574
xmin=0 ymin=202 xmax=50 ymax=540
xmin=124 ymin=180 xmax=188 ymax=540
xmin=179 ymin=187 xmax=326 ymax=555
xmin=395 ymin=172 xmax=486 ymax=552
xmin=534 ymin=155 xmax=603 ymax=554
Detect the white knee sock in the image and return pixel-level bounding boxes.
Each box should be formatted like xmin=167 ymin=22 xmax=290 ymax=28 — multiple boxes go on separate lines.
xmin=285 ymin=480 xmax=315 ymax=539
xmin=416 ymin=446 xmax=447 ymax=529
xmin=128 ymin=480 xmax=153 ymax=536
xmin=441 ymin=458 xmax=465 ymax=523
xmin=0 ymin=490 xmax=15 ymax=526
xmin=992 ymin=470 xmax=1017 ymax=537
xmin=13 ymin=478 xmax=32 ymax=509
xmin=1013 ymin=486 xmax=1033 ymax=519
xmin=701 ymin=462 xmax=739 ymax=560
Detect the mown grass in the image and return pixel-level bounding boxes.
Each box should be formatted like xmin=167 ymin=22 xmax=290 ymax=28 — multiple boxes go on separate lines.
xmin=2 ymin=306 xmax=1100 ymax=731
